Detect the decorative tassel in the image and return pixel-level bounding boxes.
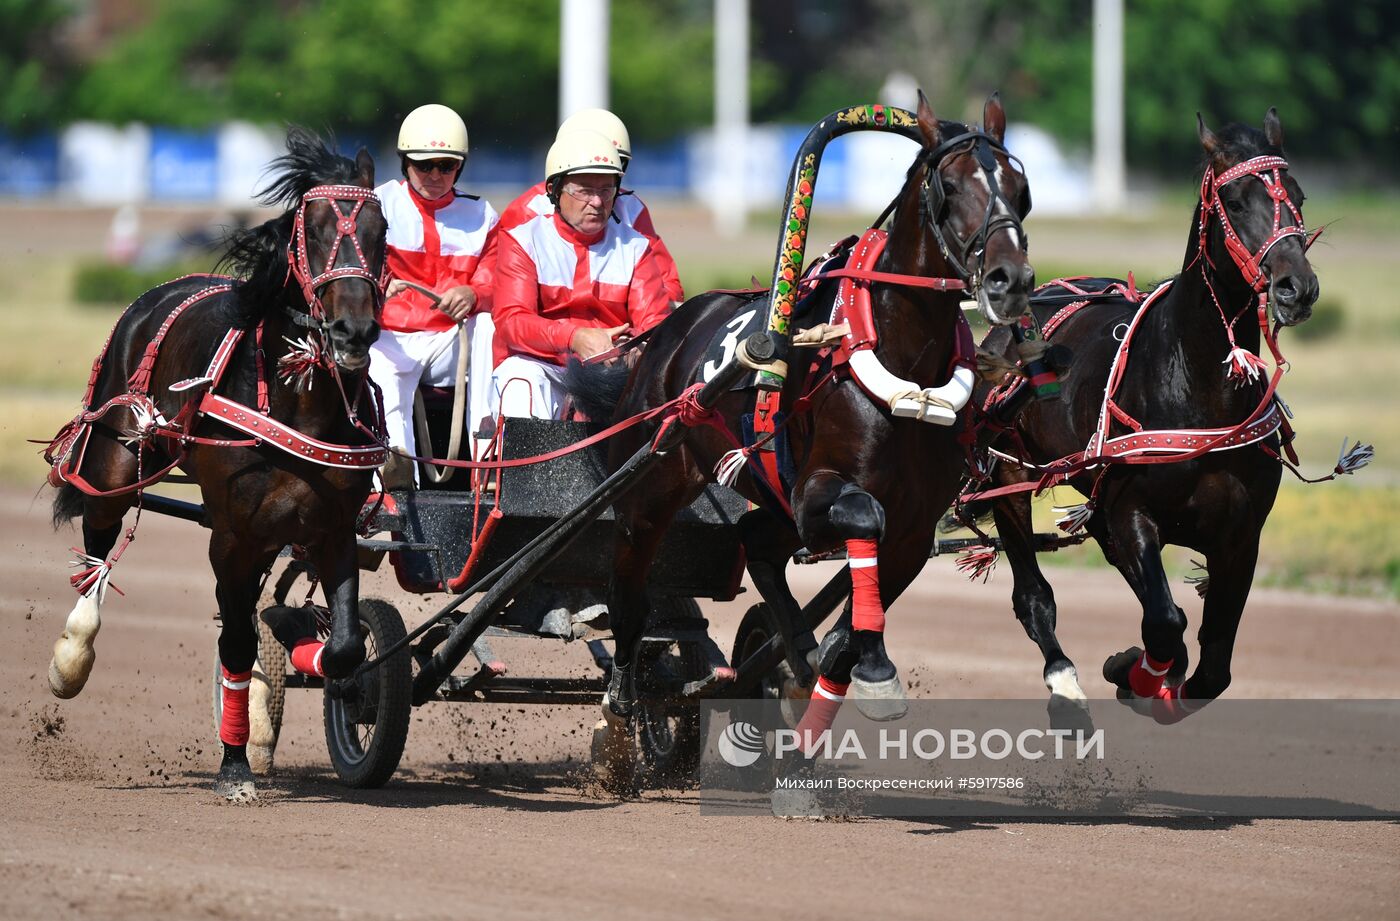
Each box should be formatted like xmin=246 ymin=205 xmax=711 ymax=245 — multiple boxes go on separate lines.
xmin=1053 ymin=503 xmax=1093 ymax=533
xmin=68 ymin=550 xmax=121 ymax=599
xmin=1334 ymin=439 xmax=1373 ymax=476
xmin=277 ymin=335 xmax=328 ymax=393
xmin=955 ymin=544 xmax=998 ymax=583
xmin=1222 ymin=346 xmax=1267 ymax=384
xmin=714 ymin=448 xmax=749 ymax=487
xmin=1185 ymin=559 xmax=1209 ymax=598
xmin=118 ymin=401 xmax=159 ymax=448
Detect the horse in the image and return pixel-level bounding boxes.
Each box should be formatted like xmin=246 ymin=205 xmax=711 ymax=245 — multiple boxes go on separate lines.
xmin=571 ymin=92 xmax=1034 ymax=741
xmin=971 ymin=109 xmax=1320 ymax=722
xmin=44 ymin=127 xmax=387 ymax=798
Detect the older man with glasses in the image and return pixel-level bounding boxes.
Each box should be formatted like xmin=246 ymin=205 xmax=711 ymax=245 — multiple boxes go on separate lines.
xmin=495 ymin=108 xmax=683 ymax=307
xmin=489 ymin=128 xmax=670 ymax=421
xmin=370 ymin=103 xmax=499 ymax=487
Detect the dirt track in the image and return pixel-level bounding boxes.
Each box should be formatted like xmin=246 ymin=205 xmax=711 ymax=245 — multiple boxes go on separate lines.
xmin=2 ymin=485 xmax=1397 ymax=920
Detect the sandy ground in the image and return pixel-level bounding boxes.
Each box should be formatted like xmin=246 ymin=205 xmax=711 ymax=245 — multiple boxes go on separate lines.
xmin=2 ymin=484 xmax=1398 ymax=921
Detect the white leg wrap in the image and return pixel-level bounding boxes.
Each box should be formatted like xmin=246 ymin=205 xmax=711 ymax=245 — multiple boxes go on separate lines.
xmin=49 ymin=591 xmax=103 ymax=699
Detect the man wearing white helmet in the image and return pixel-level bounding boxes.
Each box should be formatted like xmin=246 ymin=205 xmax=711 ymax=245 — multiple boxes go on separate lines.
xmin=489 ymin=129 xmax=669 ymax=420
xmin=495 ymin=108 xmax=683 ymax=305
xmin=369 ymin=103 xmax=499 ymax=484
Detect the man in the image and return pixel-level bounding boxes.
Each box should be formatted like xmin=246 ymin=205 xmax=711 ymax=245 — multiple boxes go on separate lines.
xmin=489 ymin=129 xmax=670 ymax=420
xmin=370 ymin=103 xmax=498 ymax=484
xmin=495 ymin=108 xmax=683 ymax=306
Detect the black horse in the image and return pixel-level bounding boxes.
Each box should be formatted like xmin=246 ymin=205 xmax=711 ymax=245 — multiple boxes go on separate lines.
xmin=974 ymin=110 xmax=1318 ymax=721
xmin=573 ymin=93 xmax=1034 ymax=733
xmin=45 ymin=128 xmax=386 ymax=797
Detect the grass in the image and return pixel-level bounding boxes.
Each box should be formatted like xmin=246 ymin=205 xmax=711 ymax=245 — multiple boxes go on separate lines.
xmin=2 ymin=190 xmax=1396 ymax=599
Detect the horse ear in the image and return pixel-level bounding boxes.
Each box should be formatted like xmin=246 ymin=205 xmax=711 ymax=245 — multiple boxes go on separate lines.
xmin=983 ymin=92 xmax=1006 ymax=143
xmin=916 ymin=89 xmax=941 ymax=148
xmin=354 ymin=147 xmax=375 ymax=188
xmin=1263 ymin=107 xmax=1284 ymax=149
xmin=1197 ymin=113 xmax=1221 ymax=157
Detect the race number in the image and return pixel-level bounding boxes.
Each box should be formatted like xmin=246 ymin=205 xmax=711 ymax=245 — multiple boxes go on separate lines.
xmin=702 ymin=309 xmax=759 ymax=382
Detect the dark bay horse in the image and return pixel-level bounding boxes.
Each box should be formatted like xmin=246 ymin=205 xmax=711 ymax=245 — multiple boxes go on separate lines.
xmin=45 ymin=128 xmax=386 ymax=797
xmin=574 ymin=93 xmax=1034 ymax=733
xmin=974 ymin=110 xmax=1318 ymax=722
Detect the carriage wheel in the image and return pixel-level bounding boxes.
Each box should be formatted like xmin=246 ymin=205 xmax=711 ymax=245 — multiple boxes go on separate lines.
xmin=210 ymin=613 xmax=289 ymax=776
xmin=322 ymin=597 xmax=412 ymax=788
xmin=731 ymin=603 xmax=803 ymax=728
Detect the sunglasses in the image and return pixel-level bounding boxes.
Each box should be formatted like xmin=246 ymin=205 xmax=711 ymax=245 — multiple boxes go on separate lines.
xmin=412 ymin=158 xmax=459 ymax=175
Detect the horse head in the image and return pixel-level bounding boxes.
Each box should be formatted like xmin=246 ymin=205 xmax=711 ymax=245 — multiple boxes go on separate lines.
xmin=913 ymin=91 xmax=1034 ymax=325
xmin=1197 ymin=109 xmax=1318 ymax=326
xmin=289 ymin=148 xmax=387 ymax=371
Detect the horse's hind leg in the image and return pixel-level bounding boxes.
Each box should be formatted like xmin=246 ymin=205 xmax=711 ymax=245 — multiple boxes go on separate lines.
xmin=990 ymin=489 xmax=1089 ymax=723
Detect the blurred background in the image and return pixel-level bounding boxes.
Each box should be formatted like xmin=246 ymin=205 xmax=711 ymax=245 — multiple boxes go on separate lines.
xmin=1 ymin=0 xmax=1396 ymax=597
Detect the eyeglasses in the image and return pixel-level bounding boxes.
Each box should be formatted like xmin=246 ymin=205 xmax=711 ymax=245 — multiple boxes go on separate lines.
xmin=561 ymin=183 xmax=618 ymax=204
xmin=412 ymin=158 xmax=459 ymax=175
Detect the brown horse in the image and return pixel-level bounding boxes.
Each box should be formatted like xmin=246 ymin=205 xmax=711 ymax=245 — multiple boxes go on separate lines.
xmin=571 ymin=93 xmax=1034 ymax=733
xmin=973 ymin=110 xmax=1319 ymax=723
xmin=45 ymin=128 xmax=386 ymax=798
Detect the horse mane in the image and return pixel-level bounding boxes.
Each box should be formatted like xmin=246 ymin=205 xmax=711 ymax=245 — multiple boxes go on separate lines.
xmin=1198 ymin=122 xmax=1281 ymax=173
xmin=215 ymin=126 xmax=364 ymax=327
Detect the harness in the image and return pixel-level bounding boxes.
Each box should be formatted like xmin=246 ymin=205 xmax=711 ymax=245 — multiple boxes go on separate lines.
xmin=45 ymin=183 xmax=390 ymax=501
xmin=962 ymin=154 xmax=1367 ymax=519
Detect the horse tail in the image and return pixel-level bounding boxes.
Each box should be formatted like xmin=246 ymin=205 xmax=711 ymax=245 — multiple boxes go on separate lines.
xmin=52 ymin=481 xmax=85 ymax=530
xmin=562 ymin=356 xmax=631 ymax=423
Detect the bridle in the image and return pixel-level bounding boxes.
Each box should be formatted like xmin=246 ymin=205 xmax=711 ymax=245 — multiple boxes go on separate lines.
xmin=286 ymin=183 xmax=389 ymax=331
xmin=917 ymin=131 xmax=1030 ymax=292
xmin=1196 ymin=154 xmax=1312 ymax=295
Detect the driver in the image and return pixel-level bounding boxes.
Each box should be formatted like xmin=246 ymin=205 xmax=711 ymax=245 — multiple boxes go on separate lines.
xmin=369 ymin=103 xmax=499 ymax=486
xmin=488 ymin=129 xmax=670 ymax=421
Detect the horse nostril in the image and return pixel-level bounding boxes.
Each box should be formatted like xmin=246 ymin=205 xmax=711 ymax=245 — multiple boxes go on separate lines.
xmin=1021 ymin=265 xmax=1036 ymax=292
xmin=1273 ymin=275 xmax=1298 ymax=305
xmin=984 ymin=267 xmax=1010 ymax=296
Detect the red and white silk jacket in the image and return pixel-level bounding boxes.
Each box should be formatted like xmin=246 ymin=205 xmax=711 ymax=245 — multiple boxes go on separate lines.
xmin=495 ymin=181 xmax=683 ymax=303
xmin=375 ymin=179 xmax=498 ymax=334
xmin=492 ymin=210 xmax=670 ymax=367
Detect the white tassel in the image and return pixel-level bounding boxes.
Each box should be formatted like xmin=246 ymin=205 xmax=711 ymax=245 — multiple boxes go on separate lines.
xmin=68 ymin=551 xmax=113 ymax=601
xmin=715 ymin=448 xmax=748 ymax=487
xmin=118 ymin=402 xmax=158 ymax=447
xmin=1053 ymin=503 xmax=1093 ymax=533
xmin=277 ymin=335 xmax=325 ymax=393
xmin=1184 ymin=559 xmax=1209 ymax=598
xmin=1335 ymin=439 xmax=1374 ymax=476
xmin=1222 ymin=347 xmax=1266 ymax=384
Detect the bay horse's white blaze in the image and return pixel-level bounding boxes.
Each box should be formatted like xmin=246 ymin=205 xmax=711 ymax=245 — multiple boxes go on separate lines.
xmin=1045 ymin=663 xmax=1087 ymax=701
xmin=48 ymin=589 xmax=104 ymax=699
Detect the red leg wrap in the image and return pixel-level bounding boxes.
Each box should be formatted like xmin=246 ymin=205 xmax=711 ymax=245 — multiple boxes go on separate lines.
xmin=847 ymin=538 xmax=883 ymax=633
xmin=219 ymin=667 xmax=252 ymax=746
xmin=1128 ymin=651 xmax=1173 ymax=699
xmin=795 ymin=676 xmax=850 ymax=757
xmin=1150 ymin=685 xmax=1203 ymax=725
xmin=289 ymin=638 xmax=325 ymax=677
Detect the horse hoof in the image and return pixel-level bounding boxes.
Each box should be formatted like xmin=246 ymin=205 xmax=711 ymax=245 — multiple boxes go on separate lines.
xmin=259 ymin=604 xmax=318 ymax=652
xmin=214 ymin=760 xmax=258 ymax=803
xmin=771 ymin=786 xmax=824 ymax=819
xmin=1102 ymin=646 xmax=1143 ymax=690
xmin=47 ymin=658 xmax=89 ymax=699
xmin=849 ymin=675 xmax=908 ymax=721
xmin=246 ymin=743 xmax=275 ymax=776
xmin=601 ymin=689 xmax=632 ymax=726
xmin=1047 ymin=694 xmax=1095 ymax=735
xmin=320 ymin=638 xmax=365 ymax=679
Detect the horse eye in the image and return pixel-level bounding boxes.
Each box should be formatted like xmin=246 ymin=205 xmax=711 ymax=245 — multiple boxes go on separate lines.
xmin=941 ymin=180 xmax=957 ymax=197
xmin=1225 ymin=199 xmax=1245 ymax=214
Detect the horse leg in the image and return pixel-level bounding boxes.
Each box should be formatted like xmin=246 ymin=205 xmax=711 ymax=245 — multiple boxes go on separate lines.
xmin=315 ymin=534 xmax=366 ymax=679
xmin=737 ymin=508 xmax=815 ymax=687
xmin=48 ymin=439 xmax=140 ymax=698
xmin=791 ymin=475 xmax=905 ymax=721
xmin=604 ymin=465 xmax=697 ymax=724
xmin=209 ymin=531 xmax=277 ymax=801
xmin=1168 ymin=540 xmax=1259 ymax=722
xmin=991 ymin=490 xmax=1090 ymax=725
xmin=1100 ymin=509 xmax=1190 ymax=709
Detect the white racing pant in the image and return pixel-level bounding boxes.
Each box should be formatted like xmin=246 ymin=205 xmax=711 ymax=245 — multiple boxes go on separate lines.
xmin=368 ymin=313 xmax=497 ymax=464
xmin=489 ymin=355 xmax=570 ymax=421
